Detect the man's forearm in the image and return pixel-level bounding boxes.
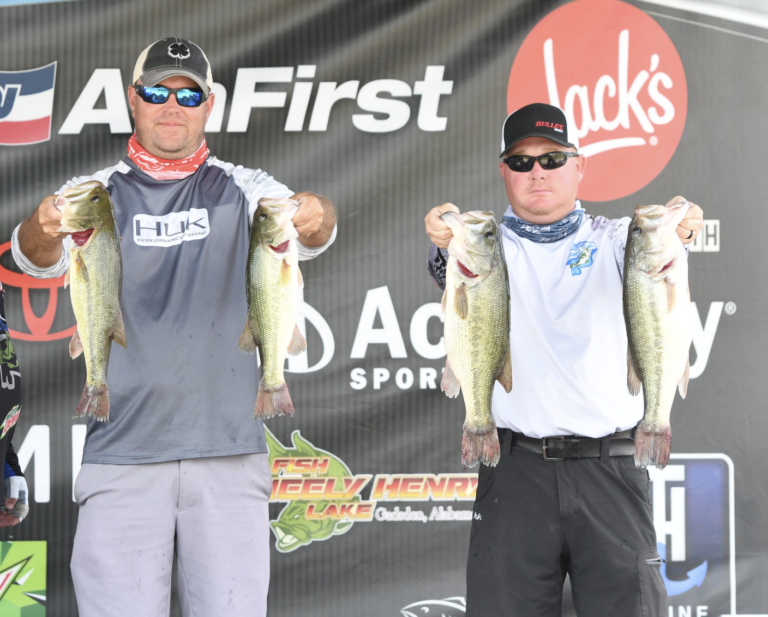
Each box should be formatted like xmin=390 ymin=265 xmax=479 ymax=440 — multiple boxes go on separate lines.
xmin=299 ymin=194 xmax=337 ymax=248
xmin=17 ymin=214 xmax=64 ymax=268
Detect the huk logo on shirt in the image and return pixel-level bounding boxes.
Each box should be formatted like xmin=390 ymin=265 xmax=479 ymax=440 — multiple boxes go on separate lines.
xmin=133 ymin=208 xmax=210 ymax=247
xmin=0 ymin=62 xmax=57 ymax=146
xmin=566 ymin=241 xmax=598 ymax=275
xmin=507 ymin=0 xmax=687 ymax=202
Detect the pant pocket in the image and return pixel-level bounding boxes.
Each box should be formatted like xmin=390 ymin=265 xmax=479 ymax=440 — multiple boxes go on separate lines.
xmin=474 ymin=462 xmax=497 ymax=503
xmin=638 ymin=548 xmax=667 ymax=617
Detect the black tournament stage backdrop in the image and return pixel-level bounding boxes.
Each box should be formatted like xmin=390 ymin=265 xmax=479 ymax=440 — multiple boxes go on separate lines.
xmin=0 ymin=0 xmax=765 ymax=615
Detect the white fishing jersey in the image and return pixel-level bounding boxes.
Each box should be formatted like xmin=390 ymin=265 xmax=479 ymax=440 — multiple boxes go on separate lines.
xmin=491 ymin=206 xmax=644 ymax=439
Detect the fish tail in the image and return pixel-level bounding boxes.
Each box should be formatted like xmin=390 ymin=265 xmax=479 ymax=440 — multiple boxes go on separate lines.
xmin=74 ymin=383 xmax=110 ymax=422
xmin=255 ymin=381 xmax=294 ymax=419
xmin=461 ymin=423 xmax=499 ymax=468
xmin=634 ymin=422 xmax=671 ymax=469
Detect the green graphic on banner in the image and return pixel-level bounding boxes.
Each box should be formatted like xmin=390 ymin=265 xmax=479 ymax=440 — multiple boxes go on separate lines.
xmin=0 ymin=542 xmax=46 ymax=616
xmin=266 ymin=428 xmax=373 ymax=553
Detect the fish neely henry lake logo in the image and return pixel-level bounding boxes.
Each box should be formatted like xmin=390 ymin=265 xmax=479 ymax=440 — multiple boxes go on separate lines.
xmin=0 ymin=63 xmax=56 ymax=146
xmin=508 ymin=0 xmax=687 ymax=202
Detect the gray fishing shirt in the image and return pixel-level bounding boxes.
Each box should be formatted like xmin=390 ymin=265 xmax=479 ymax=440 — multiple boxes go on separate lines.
xmin=12 ymin=156 xmax=336 ymax=464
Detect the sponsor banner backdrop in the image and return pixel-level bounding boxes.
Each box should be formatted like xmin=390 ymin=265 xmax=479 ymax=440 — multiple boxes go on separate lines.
xmin=0 ymin=0 xmax=765 ymax=615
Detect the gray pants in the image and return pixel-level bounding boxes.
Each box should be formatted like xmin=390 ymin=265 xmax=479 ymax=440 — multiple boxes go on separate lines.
xmin=71 ymin=453 xmax=272 ymax=617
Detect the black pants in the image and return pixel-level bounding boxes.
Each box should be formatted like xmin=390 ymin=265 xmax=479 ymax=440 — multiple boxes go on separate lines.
xmin=466 ymin=448 xmax=666 ymax=617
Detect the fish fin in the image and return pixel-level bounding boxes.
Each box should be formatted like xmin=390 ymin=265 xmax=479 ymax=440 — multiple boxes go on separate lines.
xmin=297 ymin=266 xmax=304 ymax=289
xmin=73 ymin=252 xmax=88 ymax=283
xmin=279 ymin=258 xmax=292 ymax=287
xmin=462 ymin=423 xmax=500 ymax=468
xmin=441 ymin=359 xmax=461 ymax=398
xmin=74 ymin=382 xmax=110 ymax=422
xmin=69 ymin=327 xmax=83 ymax=359
xmin=64 ymin=269 xmax=70 ymax=289
xmin=287 ymin=325 xmax=307 ymax=356
xmin=440 ymin=288 xmax=447 ymax=314
xmin=238 ymin=320 xmax=259 ymax=353
xmin=255 ymin=381 xmax=294 ymax=419
xmin=666 ymin=277 xmax=677 ymax=312
xmin=496 ymin=346 xmax=513 ymax=393
xmin=634 ymin=422 xmax=671 ymax=469
xmin=110 ymin=309 xmax=127 ymax=348
xmin=678 ymin=358 xmax=690 ymax=399
xmin=627 ymin=348 xmax=642 ymax=396
xmin=454 ymin=283 xmax=468 ymax=320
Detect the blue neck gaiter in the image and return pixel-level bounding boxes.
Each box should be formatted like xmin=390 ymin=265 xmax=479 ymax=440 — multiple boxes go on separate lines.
xmin=502 ymin=205 xmax=584 ymax=244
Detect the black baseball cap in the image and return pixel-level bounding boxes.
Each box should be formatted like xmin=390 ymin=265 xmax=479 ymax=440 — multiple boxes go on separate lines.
xmin=133 ymin=37 xmax=213 ymax=97
xmin=500 ymin=103 xmax=576 ymax=157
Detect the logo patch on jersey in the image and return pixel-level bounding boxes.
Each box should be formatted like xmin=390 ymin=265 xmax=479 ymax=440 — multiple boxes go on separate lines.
xmin=566 ymin=241 xmax=598 ymax=275
xmin=133 ymin=208 xmax=210 ymax=247
xmin=1 ymin=405 xmax=20 ymax=439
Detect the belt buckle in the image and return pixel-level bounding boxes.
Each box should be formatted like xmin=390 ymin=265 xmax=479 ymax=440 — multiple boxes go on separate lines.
xmin=542 ymin=436 xmax=565 ymax=462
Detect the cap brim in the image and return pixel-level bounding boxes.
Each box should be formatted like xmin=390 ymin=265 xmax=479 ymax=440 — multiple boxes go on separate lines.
xmin=500 ymin=132 xmax=576 ymax=157
xmin=141 ymin=67 xmax=209 ymax=96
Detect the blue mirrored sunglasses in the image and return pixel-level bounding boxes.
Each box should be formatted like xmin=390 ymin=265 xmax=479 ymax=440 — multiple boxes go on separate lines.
xmin=134 ymin=84 xmax=207 ymax=107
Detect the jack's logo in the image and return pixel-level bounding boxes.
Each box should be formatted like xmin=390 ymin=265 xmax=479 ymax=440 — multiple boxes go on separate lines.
xmin=0 ymin=63 xmax=56 ymax=146
xmin=650 ymin=455 xmax=734 ymax=616
xmin=266 ymin=428 xmax=477 ymax=552
xmin=508 ymin=0 xmax=687 ymax=201
xmin=0 ymin=242 xmax=75 ymax=342
xmin=0 ymin=541 xmax=46 ymax=613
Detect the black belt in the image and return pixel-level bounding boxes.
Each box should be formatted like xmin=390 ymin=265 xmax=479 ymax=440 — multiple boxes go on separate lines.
xmin=497 ymin=428 xmax=636 ymax=462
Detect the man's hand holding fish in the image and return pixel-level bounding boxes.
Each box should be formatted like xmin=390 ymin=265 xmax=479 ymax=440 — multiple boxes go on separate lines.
xmin=424 ymin=102 xmax=701 ymax=617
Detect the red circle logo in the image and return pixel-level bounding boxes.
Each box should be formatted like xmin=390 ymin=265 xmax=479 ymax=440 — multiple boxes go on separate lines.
xmin=0 ymin=241 xmax=75 ymax=342
xmin=507 ymin=0 xmax=687 ymax=202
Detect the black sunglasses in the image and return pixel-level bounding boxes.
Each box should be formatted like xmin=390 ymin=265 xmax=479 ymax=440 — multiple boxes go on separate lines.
xmin=134 ymin=84 xmax=207 ymax=107
xmin=502 ymin=151 xmax=580 ymax=172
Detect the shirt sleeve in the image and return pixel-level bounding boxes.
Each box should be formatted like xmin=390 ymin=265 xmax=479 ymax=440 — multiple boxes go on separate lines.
xmin=427 ymin=243 xmax=448 ymax=291
xmin=11 ymin=224 xmax=70 ymax=279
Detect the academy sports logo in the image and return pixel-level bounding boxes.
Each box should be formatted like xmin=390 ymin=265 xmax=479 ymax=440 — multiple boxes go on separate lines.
xmin=566 ymin=241 xmax=597 ymax=275
xmin=508 ymin=0 xmax=687 ymax=202
xmin=0 ymin=541 xmax=46 ymax=611
xmin=0 ymin=63 xmax=57 ymax=146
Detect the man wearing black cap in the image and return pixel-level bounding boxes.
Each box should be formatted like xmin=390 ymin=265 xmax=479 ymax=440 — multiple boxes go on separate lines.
xmin=13 ymin=37 xmax=336 ymax=616
xmin=425 ymin=103 xmax=703 ymax=616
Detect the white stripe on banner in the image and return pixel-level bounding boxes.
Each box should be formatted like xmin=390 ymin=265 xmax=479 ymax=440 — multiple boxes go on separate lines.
xmin=0 ymin=89 xmax=54 ymax=122
xmin=640 ymin=0 xmax=768 ymax=30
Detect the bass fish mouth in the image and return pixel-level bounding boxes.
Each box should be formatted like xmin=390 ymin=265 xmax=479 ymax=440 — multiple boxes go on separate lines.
xmin=457 ymin=261 xmax=479 ymax=278
xmin=71 ymin=229 xmax=94 ymax=247
xmin=269 ymin=240 xmax=291 ymax=254
xmin=657 ymin=258 xmax=675 ymax=275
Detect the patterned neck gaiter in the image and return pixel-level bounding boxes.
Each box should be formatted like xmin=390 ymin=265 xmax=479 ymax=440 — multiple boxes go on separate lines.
xmin=501 ymin=205 xmax=584 ymax=243
xmin=127 ymin=134 xmax=209 ymax=181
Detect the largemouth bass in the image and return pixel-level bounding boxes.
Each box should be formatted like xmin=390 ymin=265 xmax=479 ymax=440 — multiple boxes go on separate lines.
xmin=623 ymin=202 xmax=692 ymax=469
xmin=440 ymin=211 xmax=512 ymax=467
xmin=239 ymin=197 xmax=306 ymax=418
xmin=56 ymin=181 xmax=125 ymax=421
